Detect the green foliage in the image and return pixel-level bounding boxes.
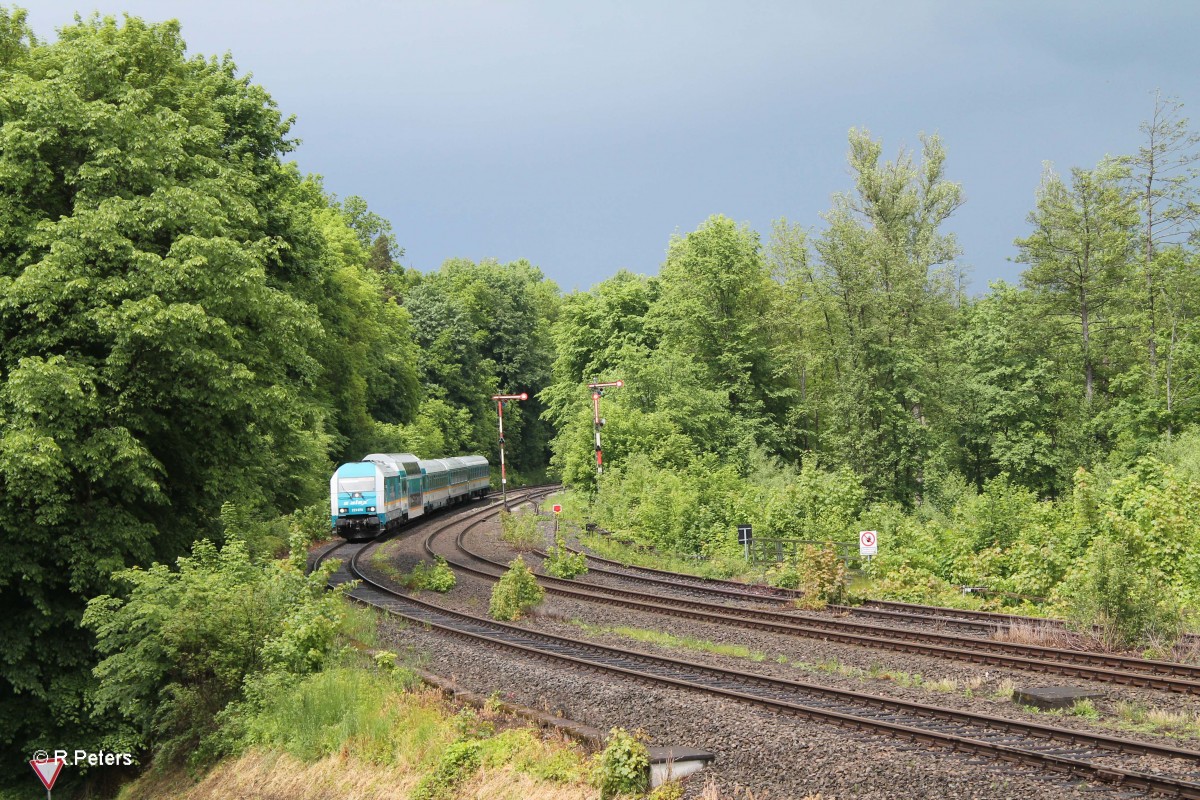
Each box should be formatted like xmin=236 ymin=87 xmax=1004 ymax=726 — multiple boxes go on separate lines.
xmin=499 ymin=508 xmax=544 ymax=551
xmin=0 ymin=12 xmax=423 ymax=768
xmin=453 ymin=706 xmax=495 ymax=740
xmin=794 ymin=544 xmax=849 ymax=607
xmin=649 ymin=781 xmax=685 ymax=800
xmin=766 ymin=562 xmax=802 ymax=589
xmin=405 ymin=558 xmax=457 ymax=593
xmin=478 ymin=728 xmax=587 ymax=782
xmin=403 ymin=257 xmax=560 ymax=470
xmin=543 ymin=533 xmax=588 ymax=579
xmin=240 ymin=663 xmax=427 ymax=765
xmin=1015 ymin=160 xmax=1138 ymax=407
xmin=83 ymin=536 xmax=347 ymax=768
xmin=811 ymin=130 xmax=965 ymax=503
xmin=1057 ymin=535 xmax=1182 ymax=649
xmin=488 ymin=556 xmax=545 ymax=621
xmin=411 ymin=739 xmax=482 ymax=800
xmin=1069 ymin=699 xmax=1100 ymax=719
xmin=592 ymin=727 xmax=650 ymax=800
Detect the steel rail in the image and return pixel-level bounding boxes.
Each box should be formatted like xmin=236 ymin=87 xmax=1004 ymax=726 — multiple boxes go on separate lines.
xmin=440 ymin=529 xmax=1200 ymax=693
xmin=345 ymin=512 xmax=1200 ymax=798
xmin=554 ymin=545 xmax=1008 ymax=634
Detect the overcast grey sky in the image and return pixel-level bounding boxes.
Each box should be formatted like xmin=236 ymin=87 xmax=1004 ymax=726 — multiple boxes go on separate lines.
xmin=23 ymin=1 xmax=1200 ymax=292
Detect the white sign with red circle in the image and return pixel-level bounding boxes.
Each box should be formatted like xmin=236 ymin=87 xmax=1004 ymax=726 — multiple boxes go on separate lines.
xmin=859 ymin=530 xmax=878 ymax=556
xmin=551 ymin=504 xmax=562 ymax=514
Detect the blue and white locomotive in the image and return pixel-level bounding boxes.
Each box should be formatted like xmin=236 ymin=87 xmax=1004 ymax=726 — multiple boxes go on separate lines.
xmin=330 ymin=452 xmax=490 ymax=540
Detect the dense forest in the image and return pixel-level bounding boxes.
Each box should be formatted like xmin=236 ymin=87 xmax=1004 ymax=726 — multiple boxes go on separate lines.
xmin=2 ymin=8 xmax=1199 ymax=794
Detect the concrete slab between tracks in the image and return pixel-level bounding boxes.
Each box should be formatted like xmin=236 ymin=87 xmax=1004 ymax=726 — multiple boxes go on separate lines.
xmin=1013 ymin=685 xmax=1105 ymax=710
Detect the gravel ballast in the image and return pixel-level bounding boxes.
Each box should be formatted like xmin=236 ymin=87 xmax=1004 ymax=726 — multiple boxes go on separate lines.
xmin=354 ymin=505 xmax=1188 ymax=798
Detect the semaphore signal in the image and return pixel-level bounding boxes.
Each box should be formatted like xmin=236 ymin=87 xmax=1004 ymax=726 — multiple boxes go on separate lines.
xmin=586 ymin=380 xmax=623 ymax=476
xmin=490 ymin=393 xmax=528 ymax=509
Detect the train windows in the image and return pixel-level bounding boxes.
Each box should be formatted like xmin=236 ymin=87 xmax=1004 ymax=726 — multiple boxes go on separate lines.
xmin=338 ymin=477 xmax=375 ymax=494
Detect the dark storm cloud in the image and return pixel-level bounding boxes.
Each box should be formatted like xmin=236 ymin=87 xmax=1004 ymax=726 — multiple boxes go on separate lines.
xmin=24 ymin=1 xmax=1200 ymax=291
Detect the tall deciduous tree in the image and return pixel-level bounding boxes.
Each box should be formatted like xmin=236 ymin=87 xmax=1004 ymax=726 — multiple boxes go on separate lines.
xmin=649 ymin=215 xmax=786 ymax=442
xmin=0 ymin=13 xmax=394 ymax=773
xmin=1015 ymin=162 xmax=1138 ymax=405
xmin=1122 ymin=93 xmax=1200 ymax=386
xmin=814 ymin=130 xmax=965 ymax=503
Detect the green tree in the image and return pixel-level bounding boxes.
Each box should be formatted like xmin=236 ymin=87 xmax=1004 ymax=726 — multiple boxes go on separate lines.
xmin=0 ymin=12 xmax=379 ymax=772
xmin=1015 ymin=161 xmax=1138 ymax=405
xmin=1120 ymin=92 xmax=1200 ymax=403
xmin=939 ymin=284 xmax=1083 ymax=495
xmin=649 ymin=215 xmax=785 ymax=441
xmin=405 ymin=258 xmax=560 ymax=472
xmin=813 ymin=130 xmax=965 ymax=502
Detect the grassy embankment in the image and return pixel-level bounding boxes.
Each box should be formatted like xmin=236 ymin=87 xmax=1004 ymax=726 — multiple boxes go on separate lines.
xmin=114 ymin=601 xmax=591 ymax=800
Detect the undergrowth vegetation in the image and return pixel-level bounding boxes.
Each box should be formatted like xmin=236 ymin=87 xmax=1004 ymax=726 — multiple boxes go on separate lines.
xmin=404 ymin=557 xmax=458 ymax=593
xmin=500 ymin=508 xmax=546 ymax=551
xmin=593 ymin=727 xmax=650 ymax=800
xmin=565 ymin=437 xmax=1200 ymax=649
xmin=543 ymin=532 xmax=589 ymax=579
xmin=489 ymin=556 xmax=546 ymax=620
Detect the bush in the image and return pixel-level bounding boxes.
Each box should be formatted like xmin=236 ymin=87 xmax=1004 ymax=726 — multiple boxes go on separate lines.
xmin=83 ymin=536 xmax=347 ymax=768
xmin=406 ymin=557 xmax=457 ymax=592
xmin=411 ymin=739 xmax=482 ymax=800
xmin=1060 ymin=536 xmax=1183 ymax=649
xmin=766 ymin=560 xmax=802 ymax=589
xmin=796 ymin=544 xmax=849 ymax=606
xmin=489 ymin=556 xmax=545 ymax=621
xmin=592 ymin=727 xmax=649 ymax=800
xmin=543 ymin=533 xmax=588 ymax=579
xmin=500 ymin=508 xmax=545 ymax=551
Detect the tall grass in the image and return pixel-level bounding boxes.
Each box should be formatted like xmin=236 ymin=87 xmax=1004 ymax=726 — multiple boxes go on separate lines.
xmin=243 ymin=665 xmax=448 ymax=767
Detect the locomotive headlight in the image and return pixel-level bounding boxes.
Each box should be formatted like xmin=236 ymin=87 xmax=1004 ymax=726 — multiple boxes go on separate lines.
xmin=367 ymin=506 xmax=376 ymax=512
xmin=339 ymin=508 xmax=348 ymax=514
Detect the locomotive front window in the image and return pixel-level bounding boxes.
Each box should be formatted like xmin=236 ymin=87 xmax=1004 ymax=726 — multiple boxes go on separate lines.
xmin=338 ymin=477 xmax=375 ymax=494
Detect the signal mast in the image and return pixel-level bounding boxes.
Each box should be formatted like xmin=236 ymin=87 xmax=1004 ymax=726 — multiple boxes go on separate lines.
xmin=586 ymin=380 xmax=623 ymax=475
xmin=491 ymin=392 xmax=528 ymax=509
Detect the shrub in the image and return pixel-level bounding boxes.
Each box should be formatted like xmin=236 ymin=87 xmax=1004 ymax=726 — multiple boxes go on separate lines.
xmin=83 ymin=537 xmax=347 ymax=768
xmin=766 ymin=560 xmax=802 ymax=589
xmin=500 ymin=508 xmax=544 ymax=551
xmin=489 ymin=556 xmax=545 ymax=621
xmin=795 ymin=544 xmax=849 ymax=607
xmin=1060 ymin=536 xmax=1183 ymax=649
xmin=544 ymin=533 xmax=588 ymax=579
xmin=411 ymin=739 xmax=482 ymax=800
xmin=406 ymin=557 xmax=457 ymax=592
xmin=593 ymin=727 xmax=649 ymax=800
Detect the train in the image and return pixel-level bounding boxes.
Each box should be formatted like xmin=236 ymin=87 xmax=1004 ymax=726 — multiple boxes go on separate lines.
xmin=330 ymin=453 xmax=490 ymax=540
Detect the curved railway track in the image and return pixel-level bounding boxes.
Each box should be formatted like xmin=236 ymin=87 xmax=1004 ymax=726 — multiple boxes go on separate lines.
xmin=561 ymin=542 xmax=1200 ymax=645
xmin=435 ymin=521 xmax=1200 ymax=694
xmin=549 ymin=543 xmax=1008 ymax=635
xmin=334 ymin=499 xmax=1200 ymax=798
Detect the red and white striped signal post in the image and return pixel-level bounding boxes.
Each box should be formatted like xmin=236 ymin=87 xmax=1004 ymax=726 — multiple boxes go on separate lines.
xmin=586 ymin=380 xmax=623 ymax=476
xmin=491 ymin=393 xmax=528 ymax=510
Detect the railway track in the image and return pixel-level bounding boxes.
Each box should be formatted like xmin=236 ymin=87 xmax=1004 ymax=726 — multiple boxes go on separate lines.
xmin=550 ymin=543 xmax=1007 ymax=635
xmin=561 ymin=542 xmax=1200 ymax=646
xmin=339 ymin=501 xmax=1200 ymax=798
xmin=438 ymin=524 xmax=1200 ymax=695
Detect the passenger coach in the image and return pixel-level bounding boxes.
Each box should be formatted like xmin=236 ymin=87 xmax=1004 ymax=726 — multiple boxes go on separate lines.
xmin=330 ymin=452 xmax=489 ymax=540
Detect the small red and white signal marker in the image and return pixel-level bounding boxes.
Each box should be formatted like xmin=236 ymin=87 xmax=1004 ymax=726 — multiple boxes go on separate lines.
xmin=31 ymin=756 xmax=64 ymax=791
xmin=551 ymin=504 xmax=562 ymax=514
